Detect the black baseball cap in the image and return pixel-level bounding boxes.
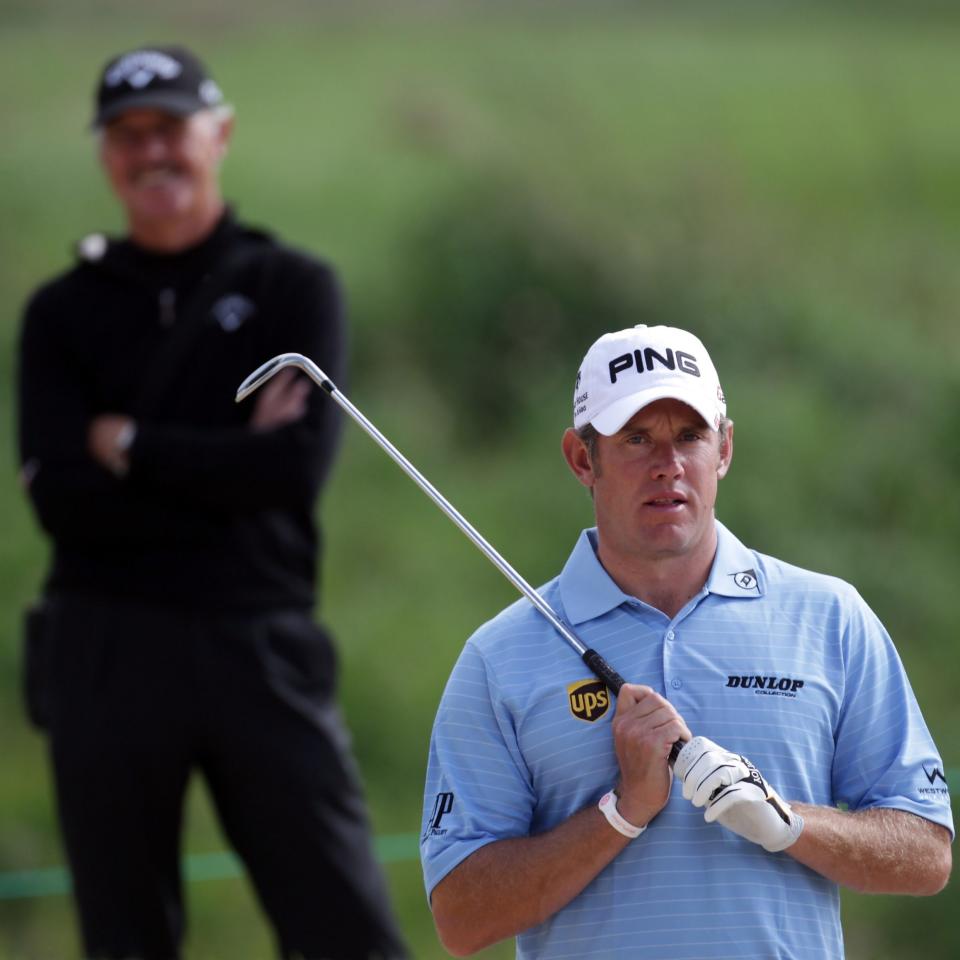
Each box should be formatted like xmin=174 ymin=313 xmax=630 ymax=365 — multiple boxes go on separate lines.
xmin=92 ymin=45 xmax=225 ymax=128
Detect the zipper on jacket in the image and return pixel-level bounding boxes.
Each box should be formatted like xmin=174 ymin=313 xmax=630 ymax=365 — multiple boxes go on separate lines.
xmin=158 ymin=287 xmax=176 ymax=327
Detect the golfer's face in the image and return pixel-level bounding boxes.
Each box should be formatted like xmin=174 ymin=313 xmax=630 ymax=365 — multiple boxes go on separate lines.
xmin=590 ymin=398 xmax=732 ymax=565
xmin=99 ymin=108 xmax=229 ymax=227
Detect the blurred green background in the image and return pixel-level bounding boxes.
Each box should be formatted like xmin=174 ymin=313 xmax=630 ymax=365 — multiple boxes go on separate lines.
xmin=1 ymin=1 xmax=957 ymax=957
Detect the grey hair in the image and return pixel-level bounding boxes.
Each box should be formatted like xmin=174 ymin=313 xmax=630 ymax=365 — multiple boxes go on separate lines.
xmin=208 ymin=103 xmax=235 ymax=124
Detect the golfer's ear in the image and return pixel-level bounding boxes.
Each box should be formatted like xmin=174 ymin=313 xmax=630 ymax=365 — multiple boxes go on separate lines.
xmin=213 ymin=109 xmax=235 ymax=160
xmin=562 ymin=428 xmax=596 ymax=489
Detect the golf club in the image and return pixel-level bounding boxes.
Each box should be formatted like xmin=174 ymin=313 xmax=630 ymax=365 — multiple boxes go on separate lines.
xmin=237 ymin=352 xmax=684 ymax=765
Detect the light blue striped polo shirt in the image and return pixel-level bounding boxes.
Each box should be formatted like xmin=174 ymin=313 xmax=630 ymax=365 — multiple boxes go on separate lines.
xmin=421 ymin=521 xmax=953 ymax=959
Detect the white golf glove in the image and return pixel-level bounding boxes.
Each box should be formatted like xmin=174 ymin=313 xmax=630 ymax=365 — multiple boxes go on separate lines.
xmin=674 ymin=736 xmax=804 ymax=852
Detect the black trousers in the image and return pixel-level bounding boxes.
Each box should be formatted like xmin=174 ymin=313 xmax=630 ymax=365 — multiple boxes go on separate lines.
xmin=38 ymin=595 xmax=407 ymax=960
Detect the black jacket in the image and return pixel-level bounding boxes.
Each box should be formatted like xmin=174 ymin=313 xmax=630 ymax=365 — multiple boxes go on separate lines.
xmin=17 ymin=210 xmax=344 ymax=610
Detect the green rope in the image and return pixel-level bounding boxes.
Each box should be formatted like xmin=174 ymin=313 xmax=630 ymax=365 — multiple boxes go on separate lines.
xmin=0 ymin=832 xmax=421 ymax=901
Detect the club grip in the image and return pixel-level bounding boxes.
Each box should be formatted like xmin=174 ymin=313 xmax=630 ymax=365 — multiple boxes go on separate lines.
xmin=583 ymin=648 xmax=686 ymax=767
xmin=581 ymin=648 xmax=625 ymax=695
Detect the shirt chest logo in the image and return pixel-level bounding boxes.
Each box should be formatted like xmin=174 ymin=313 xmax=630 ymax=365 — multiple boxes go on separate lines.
xmin=567 ymin=678 xmax=610 ymax=723
xmin=726 ymin=674 xmax=805 ymax=697
xmin=211 ymin=293 xmax=256 ymax=332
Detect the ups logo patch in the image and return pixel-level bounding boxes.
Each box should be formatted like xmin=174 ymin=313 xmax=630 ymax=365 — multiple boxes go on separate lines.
xmin=567 ymin=678 xmax=610 ymax=723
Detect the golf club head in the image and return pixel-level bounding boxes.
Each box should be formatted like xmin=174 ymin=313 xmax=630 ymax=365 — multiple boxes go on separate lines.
xmin=235 ymin=352 xmax=330 ymax=402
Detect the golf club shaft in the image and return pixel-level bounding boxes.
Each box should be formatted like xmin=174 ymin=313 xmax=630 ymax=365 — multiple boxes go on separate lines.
xmin=237 ymin=353 xmax=683 ymax=763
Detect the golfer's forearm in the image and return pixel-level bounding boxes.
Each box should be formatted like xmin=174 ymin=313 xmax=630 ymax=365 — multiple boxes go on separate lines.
xmin=787 ymin=804 xmax=951 ymax=895
xmin=431 ymin=805 xmax=632 ymax=956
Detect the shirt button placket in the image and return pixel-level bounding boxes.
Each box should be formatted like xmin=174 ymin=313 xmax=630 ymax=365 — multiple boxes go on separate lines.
xmin=664 ymin=628 xmax=679 ymax=693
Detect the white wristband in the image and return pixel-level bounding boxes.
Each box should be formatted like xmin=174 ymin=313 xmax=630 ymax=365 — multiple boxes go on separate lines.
xmin=598 ymin=791 xmax=646 ymax=839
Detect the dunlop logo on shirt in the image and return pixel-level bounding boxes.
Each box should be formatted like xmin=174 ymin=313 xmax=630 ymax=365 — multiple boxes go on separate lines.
xmin=567 ymin=678 xmax=610 ymax=723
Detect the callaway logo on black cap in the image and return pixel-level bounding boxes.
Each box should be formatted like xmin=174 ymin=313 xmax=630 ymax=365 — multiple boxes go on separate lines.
xmin=92 ymin=45 xmax=224 ymax=128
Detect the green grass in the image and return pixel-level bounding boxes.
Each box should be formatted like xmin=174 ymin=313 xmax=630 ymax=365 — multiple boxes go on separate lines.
xmin=1 ymin=2 xmax=958 ymax=957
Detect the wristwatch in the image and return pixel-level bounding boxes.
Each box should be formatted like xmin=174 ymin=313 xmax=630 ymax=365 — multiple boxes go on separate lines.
xmin=110 ymin=421 xmax=137 ymax=476
xmin=115 ymin=421 xmax=137 ymax=453
xmin=598 ymin=790 xmax=646 ymax=839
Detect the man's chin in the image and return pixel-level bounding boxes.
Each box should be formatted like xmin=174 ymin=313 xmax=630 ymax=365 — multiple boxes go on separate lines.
xmin=126 ymin=186 xmax=193 ymax=221
xmin=638 ymin=523 xmax=699 ymax=556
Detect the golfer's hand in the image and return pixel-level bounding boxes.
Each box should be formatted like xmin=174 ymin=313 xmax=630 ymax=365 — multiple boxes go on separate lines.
xmin=674 ymin=736 xmax=804 ymax=852
xmin=611 ymin=684 xmax=691 ymax=828
xmin=249 ymin=368 xmax=311 ymax=431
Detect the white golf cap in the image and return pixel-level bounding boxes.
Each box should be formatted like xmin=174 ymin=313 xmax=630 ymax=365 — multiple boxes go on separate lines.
xmin=573 ymin=324 xmax=726 ymax=435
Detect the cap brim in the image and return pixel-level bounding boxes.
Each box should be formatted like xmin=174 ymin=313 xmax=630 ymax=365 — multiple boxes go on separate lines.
xmin=92 ymin=91 xmax=205 ymax=128
xmin=590 ymin=388 xmax=719 ymax=436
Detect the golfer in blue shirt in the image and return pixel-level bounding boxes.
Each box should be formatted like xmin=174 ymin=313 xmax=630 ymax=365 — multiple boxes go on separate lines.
xmin=421 ymin=324 xmax=953 ymax=959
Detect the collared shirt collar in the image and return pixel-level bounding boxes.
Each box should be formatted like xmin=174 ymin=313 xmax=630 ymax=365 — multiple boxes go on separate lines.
xmin=558 ymin=520 xmax=764 ymax=626
xmin=558 ymin=528 xmax=630 ymax=626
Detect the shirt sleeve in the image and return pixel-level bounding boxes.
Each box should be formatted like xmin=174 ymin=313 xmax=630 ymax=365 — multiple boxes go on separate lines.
xmin=831 ymin=588 xmax=954 ymax=837
xmin=420 ymin=637 xmax=537 ymax=899
xmin=17 ymin=283 xmax=211 ymax=546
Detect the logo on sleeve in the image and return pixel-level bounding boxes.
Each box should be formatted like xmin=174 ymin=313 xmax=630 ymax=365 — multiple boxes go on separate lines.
xmin=423 ymin=791 xmax=455 ymax=840
xmin=919 ymin=765 xmax=949 ymax=798
xmin=567 ymin=678 xmax=610 ymax=723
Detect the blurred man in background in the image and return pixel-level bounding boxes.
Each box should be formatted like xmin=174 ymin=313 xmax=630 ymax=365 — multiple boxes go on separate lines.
xmin=17 ymin=45 xmax=406 ymax=960
xmin=421 ymin=324 xmax=952 ymax=958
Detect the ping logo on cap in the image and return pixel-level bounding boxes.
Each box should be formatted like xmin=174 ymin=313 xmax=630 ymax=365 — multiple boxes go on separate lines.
xmin=608 ymin=347 xmax=701 ymax=383
xmin=572 ymin=325 xmax=726 ymax=435
xmin=567 ymin=678 xmax=610 ymax=723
